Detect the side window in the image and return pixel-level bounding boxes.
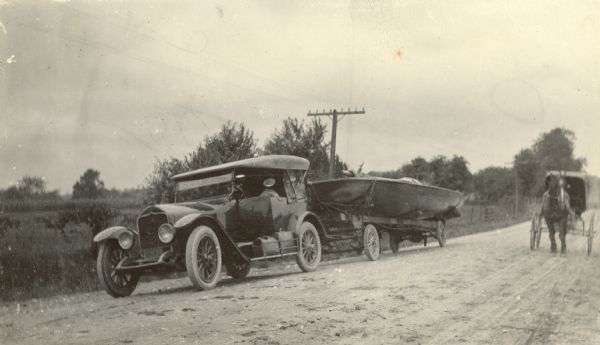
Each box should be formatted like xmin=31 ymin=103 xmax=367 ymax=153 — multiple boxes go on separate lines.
xmin=288 ymin=170 xmax=306 ymax=201
xmin=284 ymin=172 xmax=296 ymax=202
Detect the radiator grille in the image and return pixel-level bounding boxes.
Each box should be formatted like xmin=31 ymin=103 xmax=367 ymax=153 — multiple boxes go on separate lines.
xmin=137 ymin=212 xmax=169 ymax=250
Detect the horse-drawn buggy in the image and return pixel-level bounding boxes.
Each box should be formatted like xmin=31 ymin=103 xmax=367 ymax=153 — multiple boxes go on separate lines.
xmin=530 ymin=171 xmax=595 ymax=255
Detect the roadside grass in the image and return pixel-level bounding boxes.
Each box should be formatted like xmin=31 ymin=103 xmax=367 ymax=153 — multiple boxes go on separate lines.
xmin=0 ymin=202 xmax=535 ymax=301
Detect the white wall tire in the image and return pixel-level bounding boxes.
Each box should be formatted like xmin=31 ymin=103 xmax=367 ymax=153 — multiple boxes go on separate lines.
xmin=186 ymin=225 xmax=222 ymax=290
xmin=97 ymin=241 xmax=138 ymax=297
xmin=296 ymin=222 xmax=322 ymax=272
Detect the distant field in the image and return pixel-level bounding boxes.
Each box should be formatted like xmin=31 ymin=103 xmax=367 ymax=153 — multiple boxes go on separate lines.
xmin=0 ymin=200 xmax=534 ymax=301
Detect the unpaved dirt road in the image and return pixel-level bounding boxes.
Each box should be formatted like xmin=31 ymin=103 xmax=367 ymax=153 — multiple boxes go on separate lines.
xmin=2 ymin=212 xmax=600 ymax=345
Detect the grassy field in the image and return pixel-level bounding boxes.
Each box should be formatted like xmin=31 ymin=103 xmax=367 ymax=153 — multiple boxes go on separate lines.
xmin=0 ymin=200 xmax=535 ymax=301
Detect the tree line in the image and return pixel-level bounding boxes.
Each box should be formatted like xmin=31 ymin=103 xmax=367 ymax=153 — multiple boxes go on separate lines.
xmin=0 ymin=121 xmax=590 ymax=206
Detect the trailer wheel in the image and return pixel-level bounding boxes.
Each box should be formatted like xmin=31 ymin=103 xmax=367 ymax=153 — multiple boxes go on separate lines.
xmin=389 ymin=232 xmax=400 ymax=254
xmin=436 ymin=220 xmax=447 ymax=247
xmin=588 ymin=214 xmax=595 ymax=256
xmin=363 ymin=224 xmax=380 ymax=261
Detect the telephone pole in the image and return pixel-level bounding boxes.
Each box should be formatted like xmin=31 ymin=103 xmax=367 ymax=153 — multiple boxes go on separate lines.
xmin=307 ymin=108 xmax=365 ymax=178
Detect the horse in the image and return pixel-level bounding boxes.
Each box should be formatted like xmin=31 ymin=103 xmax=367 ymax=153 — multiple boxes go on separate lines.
xmin=541 ymin=175 xmax=572 ymax=254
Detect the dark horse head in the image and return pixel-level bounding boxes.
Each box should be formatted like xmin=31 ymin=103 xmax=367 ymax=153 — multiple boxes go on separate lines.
xmin=542 ymin=175 xmax=569 ymax=221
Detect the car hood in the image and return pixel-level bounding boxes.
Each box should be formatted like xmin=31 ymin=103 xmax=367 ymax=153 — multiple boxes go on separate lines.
xmin=140 ymin=202 xmax=218 ymax=224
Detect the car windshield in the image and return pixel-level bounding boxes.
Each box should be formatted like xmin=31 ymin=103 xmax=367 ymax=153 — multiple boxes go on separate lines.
xmin=175 ymin=173 xmax=232 ymax=202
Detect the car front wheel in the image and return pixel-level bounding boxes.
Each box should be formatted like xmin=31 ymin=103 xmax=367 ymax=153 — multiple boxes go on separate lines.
xmin=296 ymin=222 xmax=322 ymax=272
xmin=186 ymin=225 xmax=222 ymax=290
xmin=97 ymin=241 xmax=139 ymax=297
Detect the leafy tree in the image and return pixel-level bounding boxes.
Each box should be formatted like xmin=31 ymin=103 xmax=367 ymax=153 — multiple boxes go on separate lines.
xmin=472 ymin=167 xmax=514 ymax=202
xmin=143 ymin=157 xmax=188 ymax=204
xmin=401 ymin=157 xmax=431 ymax=182
xmin=18 ymin=176 xmax=46 ymax=196
xmin=533 ymin=128 xmax=586 ymax=171
xmin=0 ymin=176 xmax=59 ymax=201
xmin=444 ymin=155 xmax=472 ymax=191
xmin=263 ymin=117 xmax=347 ymax=180
xmin=513 ymin=127 xmax=586 ymax=196
xmin=186 ymin=121 xmax=256 ymax=169
xmin=143 ymin=122 xmax=257 ymax=204
xmin=72 ymin=169 xmax=106 ymax=199
xmin=513 ymin=148 xmax=540 ymax=197
xmin=369 ymin=155 xmax=472 ymax=191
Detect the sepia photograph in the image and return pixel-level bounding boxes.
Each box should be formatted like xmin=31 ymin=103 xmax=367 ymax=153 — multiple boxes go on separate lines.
xmin=1 ymin=1 xmax=599 ymax=344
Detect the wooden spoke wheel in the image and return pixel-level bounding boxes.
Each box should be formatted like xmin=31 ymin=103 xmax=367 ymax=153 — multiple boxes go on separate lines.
xmin=97 ymin=241 xmax=139 ymax=297
xmin=588 ymin=214 xmax=595 ymax=256
xmin=186 ymin=225 xmax=222 ymax=290
xmin=530 ymin=214 xmax=537 ymax=250
xmin=363 ymin=224 xmax=381 ymax=261
xmin=436 ymin=220 xmax=447 ymax=247
xmin=296 ymin=222 xmax=322 ymax=272
xmin=530 ymin=213 xmax=542 ymax=250
xmin=535 ymin=215 xmax=542 ymax=249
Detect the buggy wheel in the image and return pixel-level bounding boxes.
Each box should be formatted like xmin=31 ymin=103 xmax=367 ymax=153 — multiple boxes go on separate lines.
xmin=588 ymin=214 xmax=595 ymax=256
xmin=97 ymin=241 xmax=139 ymax=298
xmin=530 ymin=214 xmax=539 ymax=250
xmin=186 ymin=225 xmax=222 ymax=290
xmin=436 ymin=220 xmax=447 ymax=247
xmin=535 ymin=216 xmax=542 ymax=249
xmin=530 ymin=227 xmax=536 ymax=250
xmin=296 ymin=222 xmax=321 ymax=272
xmin=225 ymin=259 xmax=251 ymax=279
xmin=389 ymin=232 xmax=400 ymax=254
xmin=363 ymin=224 xmax=380 ymax=261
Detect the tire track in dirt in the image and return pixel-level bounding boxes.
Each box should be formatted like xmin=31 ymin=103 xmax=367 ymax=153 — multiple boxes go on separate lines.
xmin=2 ymin=216 xmax=599 ymax=345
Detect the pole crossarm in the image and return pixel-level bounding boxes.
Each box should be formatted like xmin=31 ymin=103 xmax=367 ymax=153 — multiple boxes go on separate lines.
xmin=306 ymin=107 xmax=366 ymax=178
xmin=307 ymin=108 xmax=365 ymax=117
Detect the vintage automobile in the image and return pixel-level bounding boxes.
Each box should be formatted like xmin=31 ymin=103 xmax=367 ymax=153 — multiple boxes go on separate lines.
xmin=93 ymin=155 xmax=323 ymax=297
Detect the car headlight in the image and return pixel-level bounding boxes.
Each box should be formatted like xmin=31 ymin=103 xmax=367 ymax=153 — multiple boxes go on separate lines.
xmin=158 ymin=223 xmax=175 ymax=243
xmin=118 ymin=231 xmax=134 ymax=250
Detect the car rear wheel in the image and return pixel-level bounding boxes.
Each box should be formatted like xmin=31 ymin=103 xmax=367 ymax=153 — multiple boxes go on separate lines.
xmin=225 ymin=260 xmax=251 ymax=279
xmin=363 ymin=224 xmax=381 ymax=261
xmin=186 ymin=225 xmax=222 ymax=290
xmin=97 ymin=241 xmax=139 ymax=297
xmin=296 ymin=222 xmax=321 ymax=272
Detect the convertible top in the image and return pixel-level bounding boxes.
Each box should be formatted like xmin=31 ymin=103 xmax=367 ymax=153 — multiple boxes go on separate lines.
xmin=172 ymin=155 xmax=310 ymax=181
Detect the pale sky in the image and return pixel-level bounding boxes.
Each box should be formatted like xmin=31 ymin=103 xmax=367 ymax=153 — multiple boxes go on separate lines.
xmin=1 ymin=0 xmax=599 ymax=192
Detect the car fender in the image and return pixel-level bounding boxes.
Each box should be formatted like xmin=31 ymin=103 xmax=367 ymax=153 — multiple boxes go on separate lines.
xmin=174 ymin=213 xmax=204 ymax=229
xmin=93 ymin=226 xmax=136 ymax=243
xmin=175 ymin=214 xmax=250 ymax=263
xmin=294 ymin=211 xmax=327 ymax=242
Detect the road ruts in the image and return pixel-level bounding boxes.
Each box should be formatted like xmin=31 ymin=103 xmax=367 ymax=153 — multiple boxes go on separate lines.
xmin=1 ymin=210 xmax=599 ymax=345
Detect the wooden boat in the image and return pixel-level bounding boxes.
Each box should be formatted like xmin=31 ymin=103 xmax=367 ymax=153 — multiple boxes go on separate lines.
xmin=308 ymin=177 xmax=464 ymax=220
